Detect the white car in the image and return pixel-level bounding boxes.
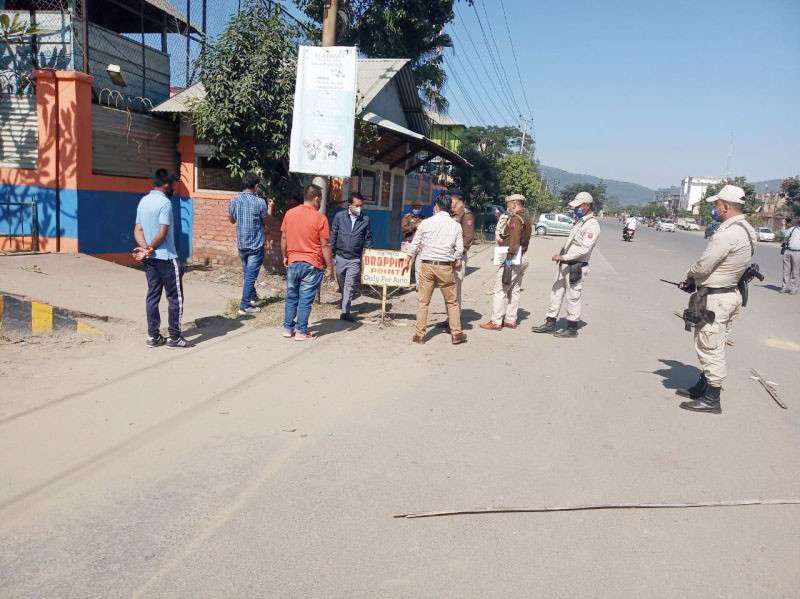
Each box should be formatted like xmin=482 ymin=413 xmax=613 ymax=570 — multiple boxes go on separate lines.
xmin=657 ymin=219 xmax=676 ymax=232
xmin=756 ymin=227 xmax=775 ymax=242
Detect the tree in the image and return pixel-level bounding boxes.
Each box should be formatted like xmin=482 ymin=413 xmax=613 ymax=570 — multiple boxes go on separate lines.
xmin=782 ymin=177 xmax=800 ymax=217
xmin=559 ymin=182 xmax=607 ymax=213
xmin=499 ymin=154 xmax=540 ymax=204
xmin=189 ymin=2 xmax=303 ymax=188
xmin=698 ymin=176 xmax=759 ymax=223
xmin=294 ymin=0 xmax=471 ymax=111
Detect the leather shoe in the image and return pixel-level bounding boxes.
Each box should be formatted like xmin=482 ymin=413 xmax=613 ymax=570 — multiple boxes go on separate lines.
xmin=675 ymin=374 xmax=707 ymax=400
xmin=502 ymin=320 xmax=518 ymax=329
xmin=451 ymin=332 xmax=468 ymax=345
xmin=479 ymin=321 xmax=502 ymax=331
xmin=531 ymin=318 xmax=557 ymax=333
xmin=339 ymin=313 xmax=356 ymax=322
xmin=679 ymin=385 xmax=721 ymax=414
xmin=412 ymin=334 xmax=425 ymax=344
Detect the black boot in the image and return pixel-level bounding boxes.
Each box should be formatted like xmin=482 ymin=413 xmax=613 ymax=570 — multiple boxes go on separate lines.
xmin=553 ymin=320 xmax=579 ymax=338
xmin=679 ymin=385 xmax=721 ymax=414
xmin=675 ymin=373 xmax=707 ymax=399
xmin=531 ymin=317 xmax=557 ymax=334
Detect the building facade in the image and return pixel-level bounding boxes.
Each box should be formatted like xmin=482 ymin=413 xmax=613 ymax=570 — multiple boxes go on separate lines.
xmin=679 ymin=176 xmax=722 ymax=213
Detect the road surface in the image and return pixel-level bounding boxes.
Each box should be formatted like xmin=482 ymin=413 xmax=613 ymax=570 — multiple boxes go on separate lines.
xmin=1 ymin=220 xmax=799 ymax=598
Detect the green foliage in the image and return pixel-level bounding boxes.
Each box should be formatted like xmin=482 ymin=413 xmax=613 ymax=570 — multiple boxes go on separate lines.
xmin=189 ymin=2 xmax=303 ymax=183
xmin=294 ymin=0 xmax=470 ymax=111
xmin=0 ymin=13 xmax=52 ymax=44
xmin=782 ymin=177 xmax=800 ymax=217
xmin=559 ymin=182 xmax=607 ymax=213
xmin=453 ymin=125 xmax=555 ymax=213
xmin=698 ymin=176 xmax=759 ymax=222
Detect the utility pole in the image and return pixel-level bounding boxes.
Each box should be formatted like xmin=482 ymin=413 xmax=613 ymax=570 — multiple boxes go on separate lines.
xmin=316 ymin=0 xmax=338 ymax=214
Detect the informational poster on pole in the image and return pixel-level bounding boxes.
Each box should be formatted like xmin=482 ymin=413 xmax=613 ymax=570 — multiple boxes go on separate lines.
xmin=289 ymin=45 xmax=357 ymax=178
xmin=361 ymin=249 xmax=411 ymax=287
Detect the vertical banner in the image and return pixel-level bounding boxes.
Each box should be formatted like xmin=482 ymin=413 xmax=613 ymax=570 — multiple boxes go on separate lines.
xmin=289 ymin=46 xmax=357 ymax=178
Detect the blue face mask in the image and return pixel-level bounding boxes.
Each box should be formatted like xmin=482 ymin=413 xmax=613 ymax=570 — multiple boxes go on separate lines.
xmin=575 ymin=207 xmax=585 ymax=218
xmin=711 ymin=207 xmax=720 ymax=222
xmin=411 ymin=208 xmax=422 ymax=217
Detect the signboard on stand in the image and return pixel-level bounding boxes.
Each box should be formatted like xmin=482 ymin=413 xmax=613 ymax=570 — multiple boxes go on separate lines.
xmin=289 ymin=46 xmax=357 ymax=178
xmin=361 ymin=248 xmax=411 ymax=326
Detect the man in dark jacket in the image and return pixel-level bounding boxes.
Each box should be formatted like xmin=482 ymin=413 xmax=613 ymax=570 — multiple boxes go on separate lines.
xmin=330 ymin=192 xmax=374 ymax=321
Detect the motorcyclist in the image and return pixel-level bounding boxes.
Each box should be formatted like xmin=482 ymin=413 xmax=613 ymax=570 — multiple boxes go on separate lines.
xmin=623 ymin=215 xmax=637 ymax=240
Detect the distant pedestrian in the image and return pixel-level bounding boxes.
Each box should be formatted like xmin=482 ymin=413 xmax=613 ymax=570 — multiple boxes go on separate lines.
xmin=229 ymin=173 xmax=274 ymax=315
xmin=531 ymin=191 xmax=600 ymax=338
xmin=330 ymin=192 xmax=373 ymax=321
xmin=402 ymin=195 xmax=467 ymax=345
xmin=280 ymin=184 xmax=334 ymax=340
xmin=780 ymin=217 xmax=800 ymax=294
xmin=480 ymin=194 xmax=532 ymax=331
xmin=401 ymin=202 xmax=426 ymax=284
xmin=133 ymin=170 xmax=190 ymax=348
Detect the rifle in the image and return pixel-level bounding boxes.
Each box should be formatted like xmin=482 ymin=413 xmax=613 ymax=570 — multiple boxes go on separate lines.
xmin=660 ymin=279 xmax=694 ymax=293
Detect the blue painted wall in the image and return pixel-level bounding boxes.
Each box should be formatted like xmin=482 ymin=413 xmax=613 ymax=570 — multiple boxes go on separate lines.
xmin=77 ymin=190 xmax=192 ymax=258
xmin=363 ymin=209 xmax=392 ymax=248
xmin=0 ymin=184 xmax=78 ymax=239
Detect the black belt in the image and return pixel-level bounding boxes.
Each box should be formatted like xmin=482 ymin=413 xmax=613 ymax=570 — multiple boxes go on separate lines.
xmin=422 ymin=260 xmax=453 ymax=266
xmin=787 ymin=248 xmax=800 ymax=252
xmin=564 ymin=260 xmax=588 ymax=266
xmin=702 ymin=286 xmax=737 ymax=294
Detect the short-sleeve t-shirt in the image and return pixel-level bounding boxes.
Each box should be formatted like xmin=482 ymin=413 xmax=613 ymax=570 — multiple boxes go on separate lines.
xmin=280 ymin=204 xmax=330 ymax=269
xmin=135 ymin=190 xmax=177 ymax=260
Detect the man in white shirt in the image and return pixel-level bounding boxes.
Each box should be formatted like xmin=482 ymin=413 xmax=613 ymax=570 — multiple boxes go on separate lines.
xmin=403 ymin=195 xmax=467 ymax=345
xmin=624 ymin=216 xmax=637 ymax=231
xmin=780 ymin=217 xmax=800 ymax=294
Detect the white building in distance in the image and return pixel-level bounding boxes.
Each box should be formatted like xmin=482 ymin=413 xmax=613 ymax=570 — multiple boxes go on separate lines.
xmin=680 ymin=176 xmax=722 ymax=213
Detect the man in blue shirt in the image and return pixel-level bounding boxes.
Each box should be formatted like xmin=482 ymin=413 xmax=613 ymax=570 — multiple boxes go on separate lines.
xmin=330 ymin=192 xmax=373 ymax=321
xmin=228 ymin=173 xmax=273 ymax=315
xmin=133 ymin=170 xmax=190 ymax=348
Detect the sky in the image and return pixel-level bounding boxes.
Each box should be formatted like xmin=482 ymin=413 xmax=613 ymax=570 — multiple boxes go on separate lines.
xmin=444 ymin=0 xmax=800 ymax=189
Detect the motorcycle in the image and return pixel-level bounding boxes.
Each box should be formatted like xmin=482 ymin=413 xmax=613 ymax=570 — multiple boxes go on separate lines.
xmin=622 ymin=226 xmax=635 ymax=242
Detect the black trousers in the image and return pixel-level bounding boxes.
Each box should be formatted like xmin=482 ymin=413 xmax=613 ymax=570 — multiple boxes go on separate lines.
xmin=143 ymin=257 xmax=184 ymax=338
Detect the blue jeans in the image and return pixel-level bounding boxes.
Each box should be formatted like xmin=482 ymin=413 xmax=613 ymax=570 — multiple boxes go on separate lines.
xmin=283 ymin=261 xmax=324 ymax=334
xmin=239 ymin=247 xmax=264 ymax=310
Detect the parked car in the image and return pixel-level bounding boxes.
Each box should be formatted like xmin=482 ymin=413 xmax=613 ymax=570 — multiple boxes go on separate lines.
xmin=677 ymin=217 xmax=700 ymax=231
xmin=656 ymin=219 xmax=676 ymax=232
xmin=756 ymin=227 xmax=775 ymax=242
xmin=480 ymin=204 xmax=506 ymax=234
xmin=535 ymin=212 xmax=575 ymax=236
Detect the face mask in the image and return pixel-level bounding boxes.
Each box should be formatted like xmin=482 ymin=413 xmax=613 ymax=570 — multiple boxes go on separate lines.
xmin=711 ymin=207 xmax=720 ymax=222
xmin=411 ymin=208 xmax=422 ymax=217
xmin=350 ymin=206 xmax=361 ymax=216
xmin=575 ymin=207 xmax=585 ymax=218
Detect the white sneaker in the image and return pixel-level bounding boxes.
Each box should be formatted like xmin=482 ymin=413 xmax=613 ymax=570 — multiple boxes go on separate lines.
xmin=238 ymin=306 xmax=261 ymax=315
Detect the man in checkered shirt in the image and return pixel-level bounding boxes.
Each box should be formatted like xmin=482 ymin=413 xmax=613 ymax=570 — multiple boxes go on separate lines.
xmin=229 ymin=173 xmax=273 ymax=315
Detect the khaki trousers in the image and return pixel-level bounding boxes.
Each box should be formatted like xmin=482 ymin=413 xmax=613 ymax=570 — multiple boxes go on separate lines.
xmin=490 ymin=257 xmax=528 ymax=324
xmin=416 ymin=263 xmax=462 ymax=337
xmin=455 ymin=252 xmax=467 ymax=307
xmin=401 ymin=242 xmax=424 ymax=286
xmin=694 ymin=291 xmax=741 ymax=386
xmin=782 ymin=250 xmax=800 ymax=293
xmin=546 ymin=263 xmax=589 ymax=321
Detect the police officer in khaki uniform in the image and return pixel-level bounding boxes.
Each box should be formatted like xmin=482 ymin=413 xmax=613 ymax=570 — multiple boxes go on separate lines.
xmin=480 ymin=194 xmax=532 ymax=330
xmin=676 ymin=184 xmax=757 ymax=414
xmin=531 ymin=191 xmax=600 ymax=338
xmin=449 ymin=191 xmax=475 ymax=309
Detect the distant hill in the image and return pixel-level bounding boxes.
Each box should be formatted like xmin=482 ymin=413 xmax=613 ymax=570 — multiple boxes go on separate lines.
xmin=538 ymin=167 xmax=792 ymax=205
xmin=539 ymin=165 xmax=655 ymax=205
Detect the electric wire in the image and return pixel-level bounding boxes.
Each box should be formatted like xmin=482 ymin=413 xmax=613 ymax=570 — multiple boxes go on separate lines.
xmin=498 ymin=0 xmax=534 ymax=120
xmin=447 ymin=46 xmax=504 ymax=126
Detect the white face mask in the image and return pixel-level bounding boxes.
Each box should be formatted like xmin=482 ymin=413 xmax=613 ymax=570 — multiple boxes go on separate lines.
xmin=350 ymin=206 xmax=361 ymax=216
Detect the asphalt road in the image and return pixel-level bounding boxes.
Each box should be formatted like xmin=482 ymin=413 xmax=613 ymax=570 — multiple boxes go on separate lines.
xmin=2 ymin=221 xmax=799 ymax=598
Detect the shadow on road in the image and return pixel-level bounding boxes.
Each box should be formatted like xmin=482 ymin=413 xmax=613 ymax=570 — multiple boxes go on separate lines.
xmin=186 ymin=316 xmax=245 ymax=345
xmin=652 ymin=359 xmax=701 ymax=391
xmin=758 ymin=283 xmax=782 ymax=292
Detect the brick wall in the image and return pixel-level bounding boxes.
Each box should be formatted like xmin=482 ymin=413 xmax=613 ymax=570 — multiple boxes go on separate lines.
xmin=192 ymin=196 xmax=283 ymax=272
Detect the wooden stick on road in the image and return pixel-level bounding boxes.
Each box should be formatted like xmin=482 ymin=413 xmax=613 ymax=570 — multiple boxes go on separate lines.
xmin=393 ymin=498 xmax=800 ymax=519
xmin=751 ymin=368 xmax=787 ymax=409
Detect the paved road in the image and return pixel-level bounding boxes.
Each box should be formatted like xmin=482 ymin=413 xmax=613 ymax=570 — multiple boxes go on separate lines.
xmin=2 ymin=221 xmax=799 ymax=598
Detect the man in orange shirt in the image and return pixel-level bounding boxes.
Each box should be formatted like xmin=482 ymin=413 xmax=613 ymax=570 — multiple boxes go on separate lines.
xmin=280 ymin=184 xmax=334 ymax=340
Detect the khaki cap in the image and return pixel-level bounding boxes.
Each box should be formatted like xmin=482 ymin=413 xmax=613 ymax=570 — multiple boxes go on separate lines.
xmin=505 ymin=193 xmax=526 ymax=204
xmin=568 ymin=191 xmax=593 ymax=208
xmin=706 ymin=184 xmax=745 ymax=204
